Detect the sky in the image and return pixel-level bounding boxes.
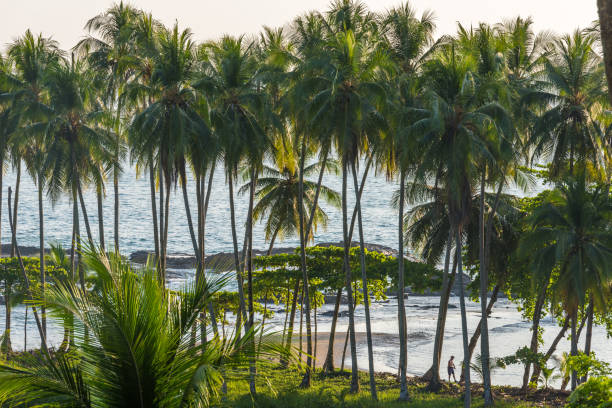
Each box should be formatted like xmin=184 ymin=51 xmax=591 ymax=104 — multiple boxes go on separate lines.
xmin=1 ymin=0 xmax=598 ymax=50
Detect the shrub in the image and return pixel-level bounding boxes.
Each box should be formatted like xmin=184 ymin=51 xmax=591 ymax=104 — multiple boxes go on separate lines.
xmin=566 ymin=377 xmax=612 ymax=408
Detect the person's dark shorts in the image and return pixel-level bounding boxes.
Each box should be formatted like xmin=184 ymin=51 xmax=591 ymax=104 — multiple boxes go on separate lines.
xmin=448 ymin=367 xmax=455 ymax=376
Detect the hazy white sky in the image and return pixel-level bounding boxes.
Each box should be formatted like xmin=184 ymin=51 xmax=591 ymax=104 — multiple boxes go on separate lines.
xmin=1 ymin=0 xmax=598 ymax=50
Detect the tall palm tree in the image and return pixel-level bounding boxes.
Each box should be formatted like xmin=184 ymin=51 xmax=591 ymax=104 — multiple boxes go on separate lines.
xmin=38 ymin=56 xmax=112 ymax=289
xmin=6 ymin=30 xmax=62 ymax=334
xmin=520 ymin=176 xmax=612 ymax=391
xmin=414 ymin=39 xmax=513 ymax=406
xmin=130 ymin=24 xmax=212 ymax=285
xmin=380 ymin=3 xmax=436 ymax=397
xmin=197 ymin=35 xmax=270 ymax=395
xmin=528 ymin=30 xmax=607 ymax=177
xmin=304 ymin=0 xmax=385 ymax=396
xmin=241 ymin=159 xmax=340 ymax=253
xmin=76 ymin=1 xmax=141 ymax=253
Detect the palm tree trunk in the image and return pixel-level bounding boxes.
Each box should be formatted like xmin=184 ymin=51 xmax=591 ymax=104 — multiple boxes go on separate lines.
xmin=478 ymin=172 xmax=493 ymax=405
xmin=7 ymin=187 xmax=48 ymax=355
xmin=582 ymin=299 xmax=594 ymax=383
xmin=570 ymin=309 xmax=578 ymax=390
xmin=304 ymin=148 xmax=330 ymax=242
xmin=425 ymin=235 xmax=455 ymax=388
xmin=246 ymin=167 xmax=257 ymax=396
xmin=466 ymin=285 xmax=500 ymax=366
xmin=228 ymin=171 xmax=248 ymax=329
xmin=149 ymin=158 xmax=160 ymax=267
xmin=38 ymin=172 xmax=46 ymax=336
xmin=322 ymin=156 xmax=371 ymax=374
xmin=297 ymin=139 xmax=313 ymax=389
xmin=77 ymin=182 xmax=95 ymax=247
xmin=456 ymin=228 xmax=471 ymax=408
xmin=281 ymin=278 xmax=300 ymax=367
xmin=322 ymin=286 xmax=342 ymax=372
xmin=351 ymin=161 xmax=377 ymax=400
xmin=397 ymin=169 xmax=409 ymax=400
xmin=342 ymin=161 xmax=360 ymax=393
xmin=522 ymin=284 xmax=547 ymax=390
xmin=23 ymin=305 xmax=27 ymax=351
xmin=2 ymin=291 xmax=11 ymax=354
xmin=96 ymin=182 xmax=105 ymax=251
xmin=530 ymin=318 xmax=570 ymax=383
xmin=10 ymin=160 xmax=21 ymax=257
xmin=158 ymin=164 xmax=165 ymax=281
xmin=73 ymin=186 xmax=84 ymax=292
xmin=71 ymin=185 xmax=78 ymax=280
xmin=181 ymin=169 xmax=201 ymax=270
xmin=201 ymin=167 xmax=219 ymax=337
xmin=163 ymin=176 xmax=170 ymax=282
xmin=113 ymin=147 xmax=119 ymax=253
xmin=267 ymin=228 xmax=279 ymax=255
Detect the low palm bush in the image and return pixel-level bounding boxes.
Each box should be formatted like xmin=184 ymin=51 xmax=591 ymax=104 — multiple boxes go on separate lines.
xmin=0 ymin=247 xmax=277 ymax=407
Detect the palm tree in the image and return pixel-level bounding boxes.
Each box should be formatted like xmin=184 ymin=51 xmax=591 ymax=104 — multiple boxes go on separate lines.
xmin=0 ymin=247 xmax=276 ymax=407
xmin=6 ymin=30 xmax=62 ymax=334
xmin=380 ymin=3 xmax=437 ymax=397
xmin=528 ymin=30 xmax=607 ymax=177
xmin=198 ymin=35 xmax=271 ymax=395
xmin=130 ymin=24 xmax=212 ymax=285
xmin=76 ymin=1 xmax=141 ymax=253
xmin=302 ymin=0 xmax=385 ymax=396
xmin=520 ymin=176 xmax=612 ymax=391
xmin=242 ymin=159 xmax=340 ymax=253
xmin=414 ymin=38 xmax=514 ymax=406
xmin=38 ymin=56 xmax=112 ymax=289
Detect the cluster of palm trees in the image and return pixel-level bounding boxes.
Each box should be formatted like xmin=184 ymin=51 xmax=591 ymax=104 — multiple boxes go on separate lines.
xmin=0 ymin=1 xmax=611 ymax=406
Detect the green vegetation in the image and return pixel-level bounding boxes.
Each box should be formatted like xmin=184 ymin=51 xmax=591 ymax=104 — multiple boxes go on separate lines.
xmin=0 ymin=0 xmax=610 ymax=407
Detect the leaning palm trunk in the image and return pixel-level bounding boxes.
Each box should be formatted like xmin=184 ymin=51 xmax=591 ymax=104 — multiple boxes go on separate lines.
xmin=523 ymin=284 xmax=547 ymax=390
xmin=149 ymin=157 xmax=160 ymax=267
xmin=425 ymin=235 xmax=454 ymax=388
xmin=351 ymin=161 xmax=377 ymax=400
xmin=341 ymin=161 xmax=359 ymax=393
xmin=10 ymin=160 xmax=21 ymax=257
xmin=2 ymin=291 xmax=11 ymax=354
xmin=478 ymin=172 xmax=493 ymax=405
xmin=322 ymin=286 xmax=342 ymax=372
xmin=281 ymin=278 xmax=300 ymax=367
xmin=227 ymin=171 xmax=248 ymax=330
xmin=96 ymin=182 xmax=105 ymax=251
xmin=465 ymin=285 xmax=500 ymax=368
xmin=158 ymin=164 xmax=165 ymax=281
xmin=582 ymin=299 xmax=594 ymax=382
xmin=570 ymin=309 xmax=578 ymax=390
xmin=322 ymin=156 xmax=371 ymax=374
xmin=456 ymin=228 xmax=471 ymax=407
xmin=37 ymin=171 xmax=46 ymax=336
xmin=297 ymin=140 xmax=313 ymax=388
xmin=77 ymin=182 xmax=95 ymax=247
xmin=245 ymin=167 xmax=257 ymax=395
xmin=530 ymin=318 xmax=570 ymax=383
xmin=397 ymin=170 xmax=409 ymax=400
xmin=7 ymin=187 xmax=48 ymax=355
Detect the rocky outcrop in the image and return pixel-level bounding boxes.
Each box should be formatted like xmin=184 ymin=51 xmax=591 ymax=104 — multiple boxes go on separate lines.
xmin=129 ymin=241 xmax=418 ymax=270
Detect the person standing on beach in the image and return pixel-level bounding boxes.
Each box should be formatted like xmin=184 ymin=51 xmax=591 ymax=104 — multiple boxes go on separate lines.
xmin=448 ymin=356 xmax=457 ymax=382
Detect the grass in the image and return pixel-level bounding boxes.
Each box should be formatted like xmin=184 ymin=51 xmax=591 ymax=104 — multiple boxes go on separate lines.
xmin=224 ymin=367 xmax=563 ymax=408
